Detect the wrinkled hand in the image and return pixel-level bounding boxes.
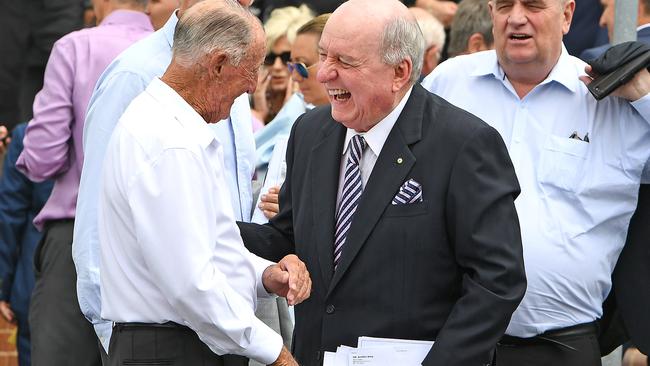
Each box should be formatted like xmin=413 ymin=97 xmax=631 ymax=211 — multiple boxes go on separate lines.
xmin=0 ymin=125 xmax=10 ymax=155
xmin=262 ymin=254 xmax=311 ymax=306
xmin=259 ymin=186 xmax=280 ymax=219
xmin=269 ymin=345 xmax=299 ymax=366
xmin=580 ymin=65 xmax=650 ymax=101
xmin=0 ymin=301 xmax=16 ymax=324
xmin=252 ymin=67 xmax=271 ymax=122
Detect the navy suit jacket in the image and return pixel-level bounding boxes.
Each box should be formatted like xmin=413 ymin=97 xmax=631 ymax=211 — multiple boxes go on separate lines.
xmin=0 ymin=123 xmax=53 ymax=320
xmin=580 ymin=26 xmax=650 ymax=61
xmin=240 ymin=85 xmax=526 ymax=366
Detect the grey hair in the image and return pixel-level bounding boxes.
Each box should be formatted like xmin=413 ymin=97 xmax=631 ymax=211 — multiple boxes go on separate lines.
xmin=172 ymin=0 xmax=258 ymax=67
xmin=380 ymin=16 xmax=425 ymax=85
xmin=448 ymin=0 xmax=493 ymax=57
xmin=415 ymin=13 xmax=445 ymax=51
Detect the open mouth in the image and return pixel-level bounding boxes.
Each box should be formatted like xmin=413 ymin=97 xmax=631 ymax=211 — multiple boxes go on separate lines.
xmin=510 ymin=33 xmax=532 ymax=41
xmin=329 ymin=88 xmax=351 ymax=102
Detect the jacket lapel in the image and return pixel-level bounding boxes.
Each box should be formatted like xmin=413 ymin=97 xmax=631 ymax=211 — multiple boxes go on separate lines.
xmin=326 ymin=86 xmax=426 ymax=297
xmin=310 ymin=120 xmax=346 ymax=289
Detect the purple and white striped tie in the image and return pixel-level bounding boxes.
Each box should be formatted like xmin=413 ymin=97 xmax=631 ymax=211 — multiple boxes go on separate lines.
xmin=334 ymin=134 xmax=366 ymax=270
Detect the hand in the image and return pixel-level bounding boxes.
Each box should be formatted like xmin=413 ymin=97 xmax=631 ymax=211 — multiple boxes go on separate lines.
xmin=262 ymin=254 xmax=311 ymax=306
xmin=417 ymin=0 xmax=458 ymax=27
xmin=269 ymin=345 xmax=299 ymax=366
xmin=259 ymin=186 xmax=280 ymax=219
xmin=580 ymin=65 xmax=650 ymax=101
xmin=0 ymin=125 xmax=10 ymax=155
xmin=252 ymin=67 xmax=271 ymax=122
xmin=623 ymin=347 xmax=648 ymax=366
xmin=0 ymin=301 xmax=16 ymax=324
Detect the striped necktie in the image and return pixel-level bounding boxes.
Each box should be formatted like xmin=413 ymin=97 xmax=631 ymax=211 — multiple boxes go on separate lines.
xmin=334 ymin=134 xmax=367 ymax=269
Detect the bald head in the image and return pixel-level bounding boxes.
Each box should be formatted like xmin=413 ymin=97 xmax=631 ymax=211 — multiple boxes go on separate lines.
xmin=327 ymin=0 xmax=424 ymax=84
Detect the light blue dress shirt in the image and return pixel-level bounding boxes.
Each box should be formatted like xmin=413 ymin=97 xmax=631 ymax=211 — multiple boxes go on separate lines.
xmin=73 ymin=13 xmax=255 ymax=350
xmin=423 ymin=47 xmax=650 ymax=337
xmin=254 ymin=93 xmax=308 ymax=171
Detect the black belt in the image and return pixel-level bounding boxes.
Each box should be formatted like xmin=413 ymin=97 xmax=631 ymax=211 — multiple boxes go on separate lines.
xmin=114 ymin=321 xmax=191 ymax=331
xmin=498 ymin=321 xmax=598 ymax=351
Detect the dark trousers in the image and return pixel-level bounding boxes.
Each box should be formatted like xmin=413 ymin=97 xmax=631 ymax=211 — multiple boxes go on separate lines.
xmin=497 ymin=322 xmax=601 ymax=366
xmin=109 ymin=323 xmax=249 ymax=366
xmin=29 ymin=220 xmax=102 ymax=366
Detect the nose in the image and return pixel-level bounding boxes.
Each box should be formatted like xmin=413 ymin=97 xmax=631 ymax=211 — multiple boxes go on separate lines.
xmin=272 ymin=56 xmax=284 ymax=70
xmin=316 ymin=60 xmax=336 ymax=84
xmin=507 ymin=3 xmax=527 ymax=26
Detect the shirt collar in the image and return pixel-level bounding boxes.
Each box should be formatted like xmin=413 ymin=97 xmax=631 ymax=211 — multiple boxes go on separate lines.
xmin=470 ymin=45 xmax=581 ymax=94
xmin=146 ymin=78 xmax=216 ymax=149
xmin=638 ymin=23 xmax=650 ymax=32
xmin=98 ymin=9 xmax=154 ymax=32
xmin=161 ymin=11 xmax=179 ymax=49
xmin=342 ymin=86 xmax=413 ymax=157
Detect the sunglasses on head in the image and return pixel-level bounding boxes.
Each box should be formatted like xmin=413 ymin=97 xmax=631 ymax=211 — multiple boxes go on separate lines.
xmin=287 ymin=61 xmax=316 ymax=79
xmin=264 ymin=51 xmax=291 ymax=66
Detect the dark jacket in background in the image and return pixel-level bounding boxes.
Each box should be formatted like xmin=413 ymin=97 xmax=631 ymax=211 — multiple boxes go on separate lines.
xmin=0 ymin=123 xmax=53 ymax=366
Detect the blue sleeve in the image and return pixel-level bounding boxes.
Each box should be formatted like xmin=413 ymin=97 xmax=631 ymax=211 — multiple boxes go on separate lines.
xmin=0 ymin=124 xmax=31 ymax=301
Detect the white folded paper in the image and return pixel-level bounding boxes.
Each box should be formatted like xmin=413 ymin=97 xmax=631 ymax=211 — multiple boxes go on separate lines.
xmin=323 ymin=336 xmax=434 ymax=366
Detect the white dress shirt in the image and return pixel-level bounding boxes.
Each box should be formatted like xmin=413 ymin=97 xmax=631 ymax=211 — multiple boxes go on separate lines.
xmin=98 ymin=78 xmax=282 ymax=364
xmin=336 ymin=87 xmax=413 ymax=209
xmin=423 ymin=47 xmax=650 ymax=337
xmin=73 ymin=12 xmax=256 ymax=350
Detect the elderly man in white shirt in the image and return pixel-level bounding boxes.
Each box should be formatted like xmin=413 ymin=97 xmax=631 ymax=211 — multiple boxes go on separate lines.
xmin=98 ymin=1 xmax=310 ymax=365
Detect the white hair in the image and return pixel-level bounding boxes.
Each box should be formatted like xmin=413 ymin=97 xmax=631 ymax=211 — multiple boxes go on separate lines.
xmin=173 ymin=0 xmax=258 ymax=67
xmin=380 ymin=16 xmax=425 ymax=85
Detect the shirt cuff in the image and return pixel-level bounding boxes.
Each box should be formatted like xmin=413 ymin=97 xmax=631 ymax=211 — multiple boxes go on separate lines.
xmin=249 ymin=253 xmax=276 ymax=299
xmin=241 ymin=317 xmax=284 ymax=364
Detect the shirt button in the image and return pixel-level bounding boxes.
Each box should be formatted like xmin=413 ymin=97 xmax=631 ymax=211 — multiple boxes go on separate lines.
xmin=326 ymin=304 xmax=335 ymax=314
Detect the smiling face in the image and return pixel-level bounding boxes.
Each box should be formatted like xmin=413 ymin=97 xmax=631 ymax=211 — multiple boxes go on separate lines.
xmin=489 ymin=0 xmax=574 ymax=77
xmin=316 ymin=11 xmax=402 ymax=132
xmin=290 ymin=32 xmax=329 ymax=106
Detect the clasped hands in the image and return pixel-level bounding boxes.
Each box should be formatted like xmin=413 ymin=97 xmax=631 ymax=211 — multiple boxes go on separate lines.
xmin=262 ymin=254 xmax=311 ymax=306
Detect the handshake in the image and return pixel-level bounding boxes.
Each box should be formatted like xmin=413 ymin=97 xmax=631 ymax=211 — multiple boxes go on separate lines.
xmin=262 ymin=254 xmax=311 ymax=366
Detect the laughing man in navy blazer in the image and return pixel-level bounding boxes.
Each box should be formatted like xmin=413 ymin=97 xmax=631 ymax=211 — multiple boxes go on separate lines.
xmin=239 ymin=0 xmax=527 ymax=365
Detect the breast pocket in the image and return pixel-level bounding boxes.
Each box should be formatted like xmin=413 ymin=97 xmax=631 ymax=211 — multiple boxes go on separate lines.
xmin=537 ymin=135 xmax=589 ymax=193
xmin=383 ymin=200 xmax=429 ymax=217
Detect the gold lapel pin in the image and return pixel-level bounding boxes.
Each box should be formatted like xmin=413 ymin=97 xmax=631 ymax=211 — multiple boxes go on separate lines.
xmin=397 ymin=157 xmax=403 ymax=164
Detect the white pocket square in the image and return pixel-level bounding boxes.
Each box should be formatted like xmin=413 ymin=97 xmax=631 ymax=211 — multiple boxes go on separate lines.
xmin=391 ymin=179 xmax=423 ymax=205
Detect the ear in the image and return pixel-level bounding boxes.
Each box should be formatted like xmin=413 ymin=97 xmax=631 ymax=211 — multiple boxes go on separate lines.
xmin=425 ymin=45 xmax=440 ymax=69
xmin=206 ymin=52 xmax=228 ymax=79
xmin=562 ymin=0 xmax=576 ymax=35
xmin=467 ymin=33 xmax=488 ymax=54
xmin=393 ymin=57 xmax=413 ymax=92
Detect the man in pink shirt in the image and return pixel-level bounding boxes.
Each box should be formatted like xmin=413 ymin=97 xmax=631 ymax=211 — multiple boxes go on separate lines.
xmin=15 ymin=0 xmax=153 ymax=364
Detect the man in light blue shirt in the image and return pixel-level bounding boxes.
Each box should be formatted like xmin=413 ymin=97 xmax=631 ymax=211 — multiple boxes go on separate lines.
xmin=422 ymin=0 xmax=650 ymax=364
xmin=73 ymin=0 xmax=255 ymax=353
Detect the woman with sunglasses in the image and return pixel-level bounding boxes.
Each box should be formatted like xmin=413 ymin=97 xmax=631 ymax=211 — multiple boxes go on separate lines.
xmin=254 ymin=13 xmax=332 ymax=219
xmin=251 ymin=5 xmax=313 ymax=125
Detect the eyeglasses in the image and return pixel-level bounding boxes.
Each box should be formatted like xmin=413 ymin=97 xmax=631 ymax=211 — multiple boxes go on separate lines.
xmin=287 ymin=61 xmax=316 ymax=78
xmin=264 ymin=51 xmax=291 ymax=66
